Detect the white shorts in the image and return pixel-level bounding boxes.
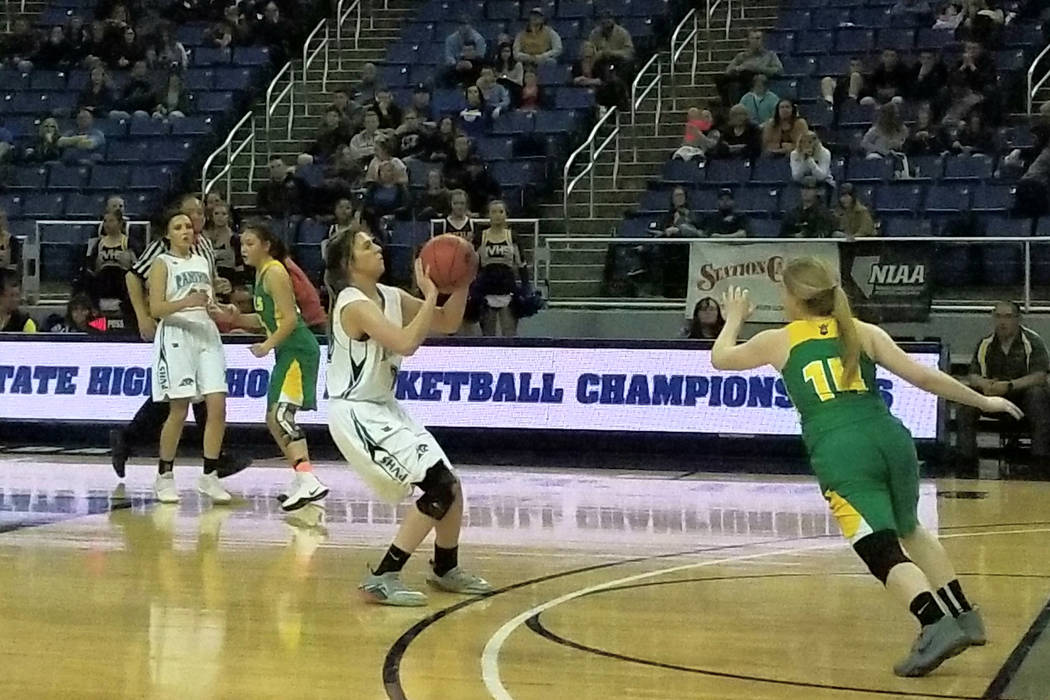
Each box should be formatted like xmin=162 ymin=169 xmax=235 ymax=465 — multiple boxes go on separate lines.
xmin=152 ymin=321 xmax=227 ymax=402
xmin=328 ymin=399 xmax=451 ymax=503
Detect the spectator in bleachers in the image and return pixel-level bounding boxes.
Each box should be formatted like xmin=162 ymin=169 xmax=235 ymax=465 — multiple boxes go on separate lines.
xmin=416 ymin=169 xmax=452 ymax=220
xmin=651 ymin=186 xmax=701 ymax=237
xmin=2 ymin=18 xmax=39 ymax=73
xmin=949 ymin=40 xmax=997 ymax=119
xmin=820 ymin=56 xmax=866 ymax=109
xmin=256 ymin=157 xmax=304 ymax=218
xmin=0 ymin=269 xmax=35 ymax=332
xmin=152 ymin=72 xmax=189 ymax=120
xmin=77 ymin=209 xmax=138 ymax=303
xmin=395 ymin=109 xmax=432 ymax=161
xmin=0 ymin=208 xmax=22 ymax=274
xmin=572 ymin=41 xmax=627 ymax=113
xmin=207 ymin=19 xmax=236 ymax=52
xmin=781 ymin=176 xmax=836 ymax=238
xmin=949 ymin=109 xmax=996 ymax=154
xmin=477 ymin=200 xmax=524 ymax=337
xmin=309 ymin=108 xmax=355 ymax=162
xmin=905 ymin=103 xmax=949 ymax=155
xmin=459 ymin=86 xmax=489 ymax=138
xmin=149 ymin=23 xmax=188 ymax=72
xmin=352 ymin=62 xmax=380 ymax=108
xmin=514 ymin=8 xmax=563 ymax=66
xmin=672 ymin=107 xmax=718 ymax=162
xmin=761 ymin=99 xmax=808 ymax=155
xmin=444 ymin=15 xmax=488 ymax=86
xmin=715 ymin=104 xmax=762 ymax=160
xmin=957 ymin=0 xmax=1004 ymax=46
xmin=328 ymin=89 xmax=357 ymax=129
xmin=790 ymin=131 xmax=834 ymax=185
xmin=33 ymin=26 xmax=74 ymax=71
xmin=204 ymin=191 xmax=243 ymax=231
xmin=365 ymin=138 xmax=408 ymax=184
xmin=891 ymin=0 xmax=934 ymax=21
xmin=44 ymin=293 xmax=100 ymax=333
xmin=833 ymin=183 xmax=876 ymax=239
xmin=956 ymin=302 xmax=1050 ymax=468
xmin=861 ymin=103 xmax=908 ymax=160
xmin=66 ymin=16 xmax=92 ymax=66
xmin=700 ymin=188 xmax=749 ymax=238
xmin=58 ymin=108 xmax=106 ymax=164
xmin=107 ymin=25 xmax=146 ymax=70
xmin=518 ymin=68 xmax=545 ymax=111
xmin=443 ymin=135 xmax=500 ymax=212
xmin=224 ymin=3 xmax=255 ymax=45
xmin=862 ymin=48 xmax=909 ymax=107
xmin=362 ymin=161 xmax=412 ymax=228
xmin=101 ymin=194 xmax=129 ymax=234
xmin=0 ymin=123 xmax=15 ymax=167
xmin=349 ymin=110 xmax=381 ymax=164
xmin=686 ymin=298 xmax=726 ymax=339
xmin=410 ymin=85 xmax=436 ymax=125
xmin=79 ymin=66 xmax=118 ymax=116
xmin=588 ymin=10 xmax=635 ymax=71
xmin=934 ymin=1 xmax=965 ymax=31
xmin=114 ymin=59 xmax=156 ymax=118
xmin=371 ymin=88 xmax=403 ymax=132
xmin=739 ymin=74 xmax=778 ymax=126
xmin=477 ymin=67 xmax=511 ymax=118
xmin=203 ymin=203 xmax=244 ymax=286
xmin=255 ymin=1 xmax=294 ymax=65
xmin=25 ymin=118 xmax=62 ymax=163
xmin=715 ymin=30 xmax=783 ymax=107
xmin=910 ymin=50 xmax=949 ymax=109
xmin=443 ymin=188 xmax=478 ymax=239
xmin=429 ymin=116 xmax=459 ymax=162
xmin=494 ymin=42 xmax=524 ymax=105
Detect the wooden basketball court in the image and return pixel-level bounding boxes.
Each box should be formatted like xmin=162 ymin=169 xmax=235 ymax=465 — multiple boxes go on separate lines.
xmin=0 ymin=456 xmax=1047 ymax=699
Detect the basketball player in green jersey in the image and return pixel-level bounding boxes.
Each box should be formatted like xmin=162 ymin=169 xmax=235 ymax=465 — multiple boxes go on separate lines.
xmin=216 ymin=222 xmax=329 ymax=512
xmin=710 ymin=257 xmax=1022 ymax=678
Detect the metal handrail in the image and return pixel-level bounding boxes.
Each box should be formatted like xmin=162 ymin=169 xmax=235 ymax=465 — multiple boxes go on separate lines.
xmin=335 ymin=0 xmax=363 ymax=69
xmin=265 ymin=62 xmax=294 ymax=157
xmin=542 ymin=235 xmax=1044 ymax=311
xmin=201 ymin=111 xmax=256 ymax=205
xmin=705 ymin=0 xmax=733 ymax=61
xmin=563 ymin=107 xmax=621 ymax=231
xmin=669 ymin=9 xmax=698 ymax=102
xmin=303 ymin=17 xmax=331 ymax=97
xmin=1026 ymin=42 xmax=1050 ymax=115
xmin=630 ymin=53 xmax=663 ymax=162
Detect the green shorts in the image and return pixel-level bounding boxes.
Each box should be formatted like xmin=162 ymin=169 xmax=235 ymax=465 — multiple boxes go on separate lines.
xmin=268 ymin=342 xmax=319 ymax=410
xmin=807 ymin=416 xmax=920 ymax=542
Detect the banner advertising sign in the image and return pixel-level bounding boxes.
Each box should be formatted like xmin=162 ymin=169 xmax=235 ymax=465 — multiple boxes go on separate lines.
xmin=687 ymin=241 xmax=841 ymax=322
xmin=840 ymin=241 xmax=934 ymax=322
xmin=0 ymin=338 xmax=940 ymax=438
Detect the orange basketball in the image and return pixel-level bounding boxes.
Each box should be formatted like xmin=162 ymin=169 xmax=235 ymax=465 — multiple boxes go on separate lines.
xmin=419 ymin=234 xmax=479 ymax=293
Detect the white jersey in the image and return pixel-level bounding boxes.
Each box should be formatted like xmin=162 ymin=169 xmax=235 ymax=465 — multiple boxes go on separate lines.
xmin=327 ymin=283 xmax=403 ymax=403
xmin=156 ymin=251 xmax=214 ymax=330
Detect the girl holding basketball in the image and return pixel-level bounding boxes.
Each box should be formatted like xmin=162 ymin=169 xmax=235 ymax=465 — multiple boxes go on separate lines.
xmin=711 ymin=257 xmax=1021 ymax=677
xmin=325 ymin=230 xmax=491 ymax=606
xmin=476 ymin=200 xmax=525 ymax=337
xmin=214 ymin=222 xmax=329 ymax=512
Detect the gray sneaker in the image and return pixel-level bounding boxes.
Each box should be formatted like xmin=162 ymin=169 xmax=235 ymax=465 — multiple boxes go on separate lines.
xmin=957 ymin=608 xmax=987 ymax=646
xmin=359 ymin=572 xmax=428 ymax=607
xmin=893 ymin=616 xmax=970 ymax=677
xmin=426 ymin=566 xmax=494 ymax=595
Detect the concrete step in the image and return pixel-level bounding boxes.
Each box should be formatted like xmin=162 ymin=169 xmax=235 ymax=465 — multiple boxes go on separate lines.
xmin=548 ymin=279 xmax=604 ymax=297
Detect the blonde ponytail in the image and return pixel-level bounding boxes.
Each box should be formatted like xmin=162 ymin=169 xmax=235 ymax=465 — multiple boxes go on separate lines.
xmin=832 ymin=285 xmax=860 ymax=386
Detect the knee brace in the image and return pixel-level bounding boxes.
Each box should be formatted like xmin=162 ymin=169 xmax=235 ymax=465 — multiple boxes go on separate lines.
xmin=414 ymin=461 xmax=459 ymax=521
xmin=852 ymin=529 xmax=911 ymax=584
xmin=273 ymin=403 xmax=304 ymax=444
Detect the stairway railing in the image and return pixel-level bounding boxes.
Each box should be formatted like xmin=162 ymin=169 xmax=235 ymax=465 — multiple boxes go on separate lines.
xmin=201 ymin=111 xmax=257 ymax=204
xmin=303 ymin=16 xmax=330 ymax=98
xmin=669 ymin=9 xmax=698 ymax=100
xmin=336 ymin=0 xmax=363 ymax=69
xmin=630 ymin=53 xmax=663 ymax=161
xmin=563 ymin=107 xmax=621 ymax=231
xmin=264 ymin=62 xmax=295 ymax=158
xmin=1027 ymin=42 xmax=1050 ymax=115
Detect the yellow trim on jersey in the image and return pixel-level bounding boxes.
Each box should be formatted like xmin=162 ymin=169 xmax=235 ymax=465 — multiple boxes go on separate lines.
xmin=279 ymin=359 xmax=304 ymax=404
xmin=824 ymin=490 xmax=871 ymax=543
xmin=258 ymin=258 xmax=287 ymax=324
xmin=787 ymin=318 xmax=838 ymax=349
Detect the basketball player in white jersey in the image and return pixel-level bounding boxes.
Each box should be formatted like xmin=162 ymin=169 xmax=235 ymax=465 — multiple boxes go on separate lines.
xmin=148 ymin=212 xmax=231 ymax=504
xmin=325 ymin=230 xmax=492 ymax=606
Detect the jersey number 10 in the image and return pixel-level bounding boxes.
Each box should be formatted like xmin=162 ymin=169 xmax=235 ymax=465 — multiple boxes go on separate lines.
xmin=802 ymin=358 xmax=868 ymax=402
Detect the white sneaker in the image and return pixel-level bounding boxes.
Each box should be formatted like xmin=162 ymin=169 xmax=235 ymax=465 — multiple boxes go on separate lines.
xmin=281 ymin=471 xmax=329 ymax=512
xmin=154 ymin=472 xmax=179 ymax=504
xmin=197 ymin=472 xmax=232 ymax=504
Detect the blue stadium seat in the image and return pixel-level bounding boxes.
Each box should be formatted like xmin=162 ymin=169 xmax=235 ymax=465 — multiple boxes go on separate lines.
xmin=176 ymin=24 xmax=207 ymax=46
xmin=171 ymin=115 xmax=214 ymax=136
xmin=704 ymin=159 xmax=751 ymax=185
xmin=129 ymin=119 xmax=171 ymax=137
xmin=798 ymin=102 xmax=833 ymax=129
xmin=1003 ymin=22 xmax=1043 ymax=48
xmin=477 ymin=137 xmax=514 ymax=161
xmin=128 ymin=165 xmax=173 ymax=191
xmin=853 ymin=7 xmax=891 ymax=26
xmin=838 ymin=100 xmax=876 ymax=128
xmin=63 ymin=193 xmax=105 ymax=218
xmin=193 ymin=47 xmax=231 ymax=66
xmin=106 ymin=140 xmax=149 ymax=162
xmin=661 ymin=159 xmax=705 ymax=184
xmin=618 ymin=217 xmax=656 ymax=237
xmin=996 ymin=50 xmax=1026 ymax=73
xmin=491 ymin=160 xmax=541 ymax=186
xmin=797 ymin=31 xmax=834 ymax=54
xmin=748 ymin=218 xmax=781 ymax=238
xmin=816 ymin=54 xmax=851 ymax=76
xmin=881 ymin=216 xmax=930 ymax=237
xmin=690 ymin=188 xmax=719 ymax=212
xmin=981 ymin=243 xmax=1023 ymax=284
xmin=768 ymin=79 xmax=798 ymax=102
xmin=0 ymin=71 xmax=29 ymax=92
xmin=925 ymin=183 xmax=971 ymax=213
xmin=1035 ymin=216 xmax=1050 ymax=237
xmin=534 ymin=111 xmax=576 ymax=134
xmin=765 ymin=31 xmax=795 ymax=54
xmin=10 ymin=165 xmax=48 ymax=191
xmin=875 ymin=183 xmax=924 ymax=214
xmin=23 ymin=193 xmax=66 ymax=218
xmin=834 ymin=29 xmax=874 ymax=53
xmin=153 ymin=139 xmax=194 ymax=163
xmin=408 ymin=159 xmax=442 ymax=186
xmin=878 ymin=28 xmax=915 ymax=51
xmin=972 ymin=184 xmax=1015 ymax=214
xmin=47 ymin=164 xmax=89 ymax=190
xmin=390 ymin=221 xmax=430 ymax=247
xmin=195 ymin=91 xmax=234 ymax=113
xmin=185 ymin=69 xmax=213 ymax=91
xmin=30 ymin=71 xmax=66 ymax=92
xmin=980 ymin=215 xmax=1030 ymax=237
xmin=43 ymin=222 xmax=95 ymax=244
xmin=781 ymin=55 xmax=816 ymax=77
xmin=298 ymin=219 xmax=329 ymax=244
xmin=751 ymin=157 xmax=791 ymax=184
xmin=736 ymin=186 xmax=777 ymax=216
xmin=487 ymin=1 xmax=521 ymax=21
xmin=638 ymin=189 xmax=667 ymax=213
xmin=554 ymin=87 xmax=595 ymax=111
xmin=550 ymin=20 xmax=582 ymax=40
xmin=812 ymin=9 xmax=850 ymax=29
xmin=233 ymin=46 xmax=271 ymax=66
xmin=399 ymin=23 xmax=433 ymax=44
xmin=537 ymin=62 xmax=572 ymax=86
xmin=908 ymin=154 xmax=943 ymax=180
xmin=1033 ymin=241 xmax=1050 ymax=285
xmin=214 ymin=68 xmax=254 ymax=92
xmin=377 ymin=64 xmax=409 ymax=87
xmin=778 ymin=10 xmax=811 ymax=30
xmin=433 ymin=88 xmax=467 ymax=115
xmin=0 ymin=194 xmax=24 ymax=218
xmin=916 ymin=28 xmax=954 ymax=51
xmin=558 ymin=0 xmax=594 ymax=18
xmin=943 ymin=154 xmax=994 ymax=181
xmin=847 ymin=156 xmax=893 ymax=182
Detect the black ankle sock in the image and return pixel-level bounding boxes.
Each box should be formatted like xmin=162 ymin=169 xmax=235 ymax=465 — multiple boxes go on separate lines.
xmin=158 ymin=459 xmax=174 ymax=475
xmin=937 ymin=579 xmax=972 ymax=616
xmin=910 ymin=591 xmax=946 ymax=627
xmin=433 ymin=545 xmax=459 ymax=576
xmin=203 ymin=457 xmax=220 ymax=475
xmin=375 ymin=545 xmax=410 ymax=575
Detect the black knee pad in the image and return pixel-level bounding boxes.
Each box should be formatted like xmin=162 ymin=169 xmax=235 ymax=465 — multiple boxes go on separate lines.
xmin=853 ymin=529 xmax=911 ymax=584
xmin=273 ymin=403 xmax=304 ymax=443
xmin=414 ymin=461 xmax=459 ymax=521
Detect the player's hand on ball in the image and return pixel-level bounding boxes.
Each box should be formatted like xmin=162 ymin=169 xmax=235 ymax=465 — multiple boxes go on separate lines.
xmin=208 ymin=302 xmax=239 ymax=324
xmin=414 ymin=258 xmax=438 ymax=300
xmin=250 ymin=343 xmax=269 ymax=358
xmin=213 ymin=277 xmax=233 ymax=295
xmin=183 ymin=290 xmax=210 ymax=308
xmin=982 ymin=396 xmax=1024 ymax=420
xmin=720 ymin=286 xmax=755 ymax=322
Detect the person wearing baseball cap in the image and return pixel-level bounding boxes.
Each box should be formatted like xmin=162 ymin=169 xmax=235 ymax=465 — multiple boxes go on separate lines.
xmin=514 ymin=8 xmax=563 ymax=65
xmin=781 ymin=176 xmax=836 ymax=238
xmin=700 ymin=188 xmax=750 ymax=238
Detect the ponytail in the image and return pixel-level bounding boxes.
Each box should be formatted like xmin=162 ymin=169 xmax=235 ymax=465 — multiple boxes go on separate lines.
xmin=323 ymin=231 xmax=353 ymax=344
xmin=832 ymin=286 xmax=860 ymax=386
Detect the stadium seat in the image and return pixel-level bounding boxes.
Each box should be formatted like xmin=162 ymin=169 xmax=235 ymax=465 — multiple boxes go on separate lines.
xmin=195 ymin=91 xmax=234 ymax=113
xmin=399 ymin=23 xmax=433 ymax=43
xmin=433 ymin=88 xmax=467 ymax=115
xmin=30 ymin=71 xmax=66 ymax=92
xmin=537 ymin=62 xmax=572 ymax=86
xmin=390 ymin=221 xmax=430 ymax=247
xmin=185 ymin=70 xmax=214 ymax=91
xmin=854 ymin=7 xmax=891 ymax=26
xmin=0 ymin=194 xmax=24 ymax=218
xmin=491 ymin=160 xmax=542 ymax=187
xmin=778 ymin=10 xmax=811 ymax=30
xmin=880 ymin=216 xmax=930 ymax=237
xmin=736 ymin=187 xmax=777 ymax=216
xmin=812 ymin=9 xmax=850 ymax=29
xmin=751 ymin=157 xmax=791 ymax=184
xmin=796 ymin=31 xmax=834 ymax=55
xmin=846 ymin=157 xmax=893 ymax=182
xmin=878 ymin=28 xmax=915 ymax=51
xmin=106 ymin=140 xmax=150 ymax=163
xmin=748 ymin=218 xmax=782 ymax=238
xmin=214 ymin=68 xmax=254 ymax=92
xmin=661 ymin=159 xmax=705 ymax=184
xmin=943 ymin=155 xmax=994 ymax=181
xmin=87 ymin=164 xmax=130 ymax=190
xmin=153 ymin=139 xmax=194 ymax=163
xmin=128 ymin=165 xmax=173 ymax=191
xmin=233 ymin=46 xmax=271 ymax=66
xmin=534 ymin=111 xmax=576 ymax=134
xmin=193 ymin=47 xmax=231 ymax=66
xmin=617 ymin=217 xmax=656 ymax=237
xmin=408 ymin=159 xmax=442 ymax=187
xmin=704 ymin=159 xmax=751 ymax=185
xmin=690 ymin=188 xmax=719 ymax=212
xmin=981 ymin=243 xmax=1024 ymax=284
xmin=768 ymin=79 xmax=798 ymax=102
xmin=477 ymin=137 xmax=514 ymax=161
xmin=781 ymin=55 xmax=816 ymax=77
xmin=875 ymin=183 xmax=924 ymax=214
xmin=916 ymin=27 xmax=955 ymax=50
xmin=972 ymin=184 xmax=1015 ymax=214
xmin=835 ymin=29 xmax=875 ymax=53
xmin=64 ymin=193 xmax=106 ymax=218
xmin=980 ymin=215 xmax=1031 ymax=237
xmin=838 ymin=101 xmax=877 ymax=128
xmin=933 ymin=244 xmax=974 ymax=287
xmin=638 ymin=189 xmax=668 ymax=213
xmin=554 ymin=88 xmax=595 ymax=111
xmin=129 ymin=119 xmax=171 ymax=137
xmin=171 ymin=115 xmax=214 ymax=136
xmin=908 ymin=154 xmax=943 ymax=180
xmin=295 ymin=244 xmax=323 ymax=282
xmin=298 ymin=219 xmax=329 ymax=245
xmin=10 ymin=165 xmax=48 ymax=191
xmin=924 ymin=184 xmax=971 ymax=214
xmin=47 ymin=165 xmax=89 ymax=191
xmin=558 ymin=0 xmax=593 ymax=18
xmin=377 ymin=64 xmax=410 ymax=87
xmin=23 ymin=193 xmax=66 ymax=218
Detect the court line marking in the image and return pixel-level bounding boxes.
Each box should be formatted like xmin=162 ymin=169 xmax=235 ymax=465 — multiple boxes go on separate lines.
xmin=981 ymin=594 xmax=1050 ymax=699
xmin=481 ymin=526 xmax=1050 ymax=700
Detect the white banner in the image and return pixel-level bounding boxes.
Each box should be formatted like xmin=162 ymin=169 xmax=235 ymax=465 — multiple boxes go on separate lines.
xmin=686 ymin=241 xmax=841 ymax=322
xmin=0 ymin=338 xmax=940 ymax=438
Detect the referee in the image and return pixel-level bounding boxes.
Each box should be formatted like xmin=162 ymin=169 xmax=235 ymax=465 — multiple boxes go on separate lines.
xmin=109 ymin=193 xmax=251 ymax=479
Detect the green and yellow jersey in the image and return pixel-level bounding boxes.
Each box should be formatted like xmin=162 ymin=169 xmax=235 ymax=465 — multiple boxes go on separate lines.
xmin=254 ymin=259 xmax=320 ymax=409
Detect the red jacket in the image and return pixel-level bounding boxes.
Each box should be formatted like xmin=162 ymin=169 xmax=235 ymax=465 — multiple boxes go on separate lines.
xmin=285 ymin=256 xmax=327 ymax=329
